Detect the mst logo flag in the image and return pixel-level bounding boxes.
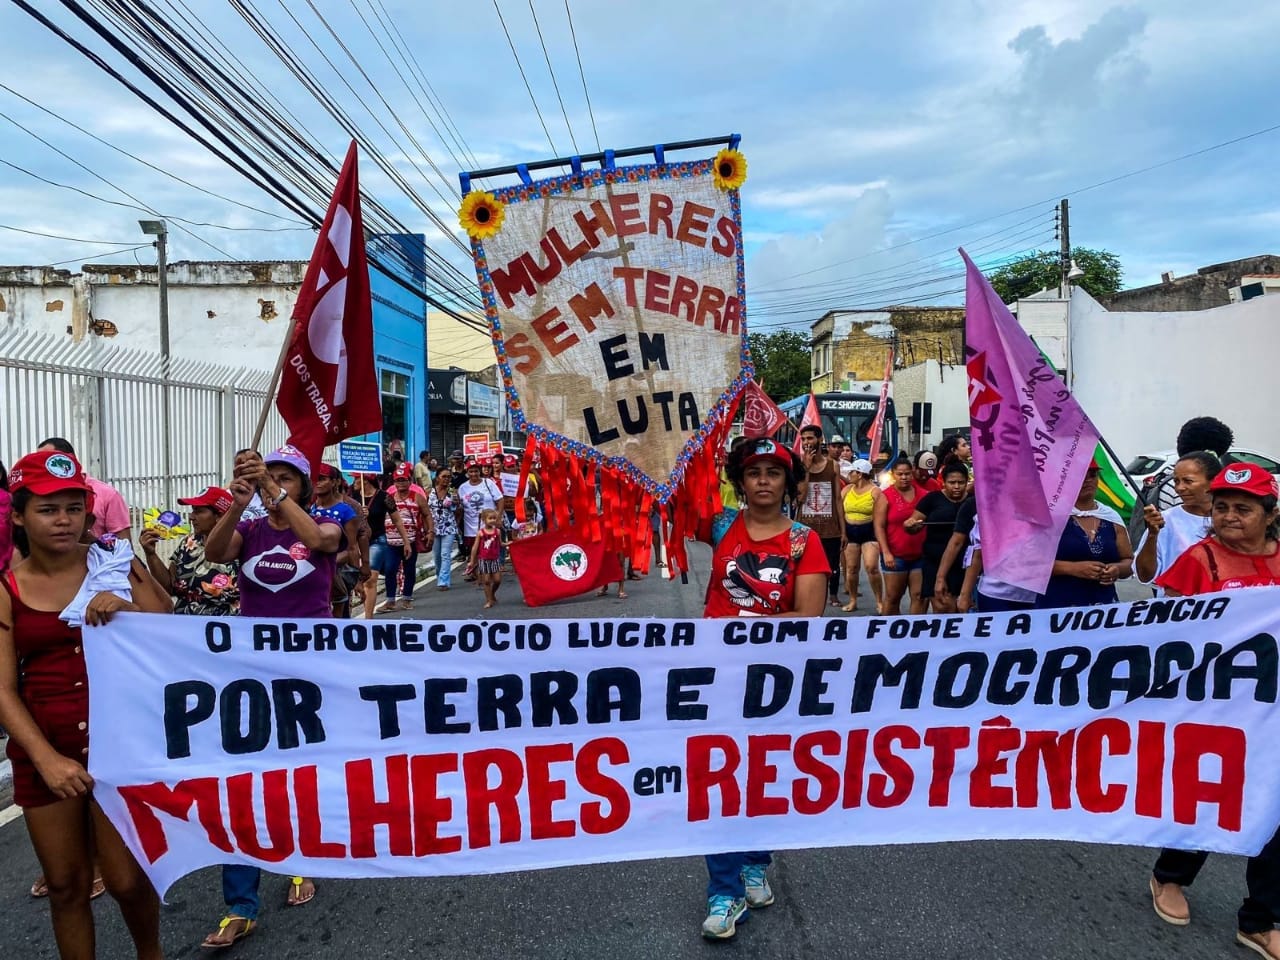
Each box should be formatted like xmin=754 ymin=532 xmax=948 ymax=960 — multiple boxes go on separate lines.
xmin=277 ymin=140 xmax=381 ymax=469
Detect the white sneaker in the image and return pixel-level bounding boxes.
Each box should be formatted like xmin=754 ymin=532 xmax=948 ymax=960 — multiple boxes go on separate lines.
xmin=741 ymin=864 xmax=774 ymax=907
xmin=701 ymin=895 xmax=748 ymax=939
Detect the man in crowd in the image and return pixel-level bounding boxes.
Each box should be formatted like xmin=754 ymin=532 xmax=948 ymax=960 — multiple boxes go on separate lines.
xmin=412 ymin=450 xmax=433 ymax=489
xmin=796 ymin=424 xmax=846 ymax=607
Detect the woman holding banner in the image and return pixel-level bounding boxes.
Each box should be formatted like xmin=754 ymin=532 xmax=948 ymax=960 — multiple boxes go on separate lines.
xmin=1147 ymin=461 xmax=1280 ymax=958
xmin=700 ymin=437 xmax=828 ymax=940
xmin=201 ymin=445 xmax=340 ymax=948
xmin=0 ymin=449 xmax=169 ymax=960
xmin=874 ymin=457 xmax=927 ymax=615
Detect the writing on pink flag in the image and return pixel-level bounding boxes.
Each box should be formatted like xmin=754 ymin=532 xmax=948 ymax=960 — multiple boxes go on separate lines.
xmin=962 ymin=249 xmax=1100 ymax=593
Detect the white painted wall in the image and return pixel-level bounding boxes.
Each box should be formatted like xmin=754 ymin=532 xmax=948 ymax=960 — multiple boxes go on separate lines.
xmin=0 ymin=262 xmax=304 ymax=372
xmin=1070 ymin=287 xmax=1280 ymax=461
xmin=893 ymin=359 xmax=967 ymax=452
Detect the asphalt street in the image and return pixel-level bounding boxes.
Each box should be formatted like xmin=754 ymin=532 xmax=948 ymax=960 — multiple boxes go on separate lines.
xmin=0 ymin=550 xmax=1245 ymax=960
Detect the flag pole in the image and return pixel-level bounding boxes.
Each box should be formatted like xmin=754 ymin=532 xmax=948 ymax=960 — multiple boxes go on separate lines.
xmin=250 ymin=318 xmax=296 ymax=452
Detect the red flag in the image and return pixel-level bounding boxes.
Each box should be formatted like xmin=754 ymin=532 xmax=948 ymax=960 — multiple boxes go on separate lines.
xmin=865 ymin=347 xmax=894 ymax=461
xmin=791 ymin=393 xmax=821 ymax=454
xmin=742 ymin=379 xmax=787 ymax=439
xmin=508 ymin=527 xmax=624 ymax=607
xmin=276 ymin=140 xmax=381 ymax=470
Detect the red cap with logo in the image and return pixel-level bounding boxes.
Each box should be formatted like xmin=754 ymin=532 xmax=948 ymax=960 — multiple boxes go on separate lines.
xmin=177 ymin=486 xmax=234 ymax=513
xmin=740 ymin=438 xmax=799 ymax=472
xmin=503 ymin=453 xmax=519 ymax=469
xmin=7 ymin=450 xmax=93 ymax=498
xmin=1211 ymin=462 xmax=1280 ymax=499
xmin=393 ymin=462 xmax=413 ymax=480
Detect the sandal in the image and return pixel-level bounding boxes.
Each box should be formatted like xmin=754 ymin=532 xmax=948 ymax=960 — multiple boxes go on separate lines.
xmin=29 ymin=875 xmax=48 ymax=899
xmin=201 ymin=915 xmax=255 ymax=950
xmin=617 ymin=590 xmax=628 ymax=599
xmin=285 ymin=876 xmax=316 ymax=907
xmin=596 ymin=585 xmax=609 ymax=597
xmin=627 ymin=571 xmax=642 ymax=580
xmin=841 ymin=601 xmax=858 ymax=613
xmin=90 ymin=875 xmax=105 ymax=900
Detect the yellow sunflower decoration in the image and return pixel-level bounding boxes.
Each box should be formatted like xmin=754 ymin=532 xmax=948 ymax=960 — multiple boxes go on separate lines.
xmin=712 ymin=148 xmax=747 ymax=191
xmin=458 ymin=190 xmax=506 ymax=241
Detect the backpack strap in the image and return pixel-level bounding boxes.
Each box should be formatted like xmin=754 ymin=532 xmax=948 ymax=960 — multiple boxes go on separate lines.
xmin=1199 ymin=541 xmax=1220 ymax=582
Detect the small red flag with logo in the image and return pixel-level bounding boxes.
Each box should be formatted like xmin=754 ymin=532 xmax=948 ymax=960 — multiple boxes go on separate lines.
xmin=276 ymin=140 xmax=381 ymax=470
xmin=509 ymin=527 xmax=624 ymax=607
xmin=791 ymin=393 xmax=822 ymax=454
xmin=742 ymin=379 xmax=787 ymax=439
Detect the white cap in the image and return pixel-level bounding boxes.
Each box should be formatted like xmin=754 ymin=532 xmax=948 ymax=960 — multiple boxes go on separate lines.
xmin=830 ymin=434 xmax=846 ymax=444
xmin=851 ymin=458 xmax=873 ymax=475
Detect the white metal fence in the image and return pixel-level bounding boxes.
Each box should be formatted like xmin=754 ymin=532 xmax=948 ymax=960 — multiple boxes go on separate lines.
xmin=0 ymin=328 xmax=287 ymax=524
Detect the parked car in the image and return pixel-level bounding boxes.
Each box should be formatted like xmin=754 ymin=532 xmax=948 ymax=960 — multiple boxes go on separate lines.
xmin=1126 ymin=447 xmax=1280 ymax=493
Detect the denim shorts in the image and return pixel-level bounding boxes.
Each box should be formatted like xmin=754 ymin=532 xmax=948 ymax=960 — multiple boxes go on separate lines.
xmin=881 ymin=555 xmax=924 ymax=573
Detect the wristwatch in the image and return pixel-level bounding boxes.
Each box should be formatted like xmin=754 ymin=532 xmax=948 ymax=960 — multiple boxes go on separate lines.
xmin=269 ymin=488 xmax=289 ymax=507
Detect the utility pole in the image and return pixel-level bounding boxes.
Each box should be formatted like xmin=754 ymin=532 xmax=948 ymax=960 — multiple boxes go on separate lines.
xmin=1058 ymin=198 xmax=1071 ymax=298
xmin=140 ymin=219 xmax=172 ymax=505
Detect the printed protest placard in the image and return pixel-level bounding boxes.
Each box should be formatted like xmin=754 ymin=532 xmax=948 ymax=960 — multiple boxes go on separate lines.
xmin=85 ymin=589 xmax=1280 ymax=898
xmin=463 ymin=433 xmax=491 ymax=459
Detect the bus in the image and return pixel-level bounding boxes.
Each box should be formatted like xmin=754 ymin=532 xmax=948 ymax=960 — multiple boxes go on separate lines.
xmin=776 ymin=392 xmax=899 ymax=463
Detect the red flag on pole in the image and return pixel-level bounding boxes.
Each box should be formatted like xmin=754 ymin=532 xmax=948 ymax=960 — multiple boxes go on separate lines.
xmin=276 ymin=140 xmax=381 ymax=470
xmin=791 ymin=393 xmax=821 ymax=454
xmin=865 ymin=347 xmax=894 ymax=462
xmin=742 ymin=379 xmax=787 ymax=439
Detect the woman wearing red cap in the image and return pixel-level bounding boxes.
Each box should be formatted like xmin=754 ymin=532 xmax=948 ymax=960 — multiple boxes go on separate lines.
xmin=139 ymin=485 xmax=240 ymax=617
xmin=375 ymin=462 xmax=433 ymax=611
xmin=699 ymin=438 xmax=828 ymax=941
xmin=1147 ymin=462 xmax=1280 ymax=958
xmin=0 ymin=449 xmax=169 ymax=960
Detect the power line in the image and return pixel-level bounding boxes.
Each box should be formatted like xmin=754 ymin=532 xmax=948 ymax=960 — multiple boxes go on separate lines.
xmin=493 ymin=0 xmax=558 ymax=155
xmin=563 ymin=0 xmax=599 ymax=151
xmin=527 ymin=0 xmax=577 ymax=153
xmin=47 ymin=242 xmax=152 ymax=267
xmin=0 ymin=223 xmax=134 ymax=244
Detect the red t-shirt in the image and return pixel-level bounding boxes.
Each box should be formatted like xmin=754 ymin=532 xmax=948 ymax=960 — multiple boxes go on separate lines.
xmin=1156 ymin=537 xmax=1280 ymax=595
xmin=883 ymin=485 xmax=927 ymax=561
xmin=704 ymin=518 xmax=830 ymax=618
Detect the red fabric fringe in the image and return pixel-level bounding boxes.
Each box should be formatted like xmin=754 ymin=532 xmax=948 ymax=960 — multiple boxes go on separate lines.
xmin=525 ymin=397 xmax=740 ymax=576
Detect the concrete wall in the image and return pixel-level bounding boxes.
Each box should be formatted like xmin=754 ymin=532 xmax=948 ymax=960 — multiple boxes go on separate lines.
xmin=1070 ymin=287 xmax=1280 ymax=461
xmin=810 ymin=307 xmax=964 ymax=395
xmin=1102 ymin=254 xmax=1280 ymax=312
xmin=893 ymin=359 xmax=967 ymax=454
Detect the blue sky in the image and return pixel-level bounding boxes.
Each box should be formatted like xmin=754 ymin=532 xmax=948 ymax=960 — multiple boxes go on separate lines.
xmin=0 ymin=0 xmax=1275 ymax=332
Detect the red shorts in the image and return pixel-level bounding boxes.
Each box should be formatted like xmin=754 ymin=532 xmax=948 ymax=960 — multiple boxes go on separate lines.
xmin=7 ymin=693 xmax=90 ymax=808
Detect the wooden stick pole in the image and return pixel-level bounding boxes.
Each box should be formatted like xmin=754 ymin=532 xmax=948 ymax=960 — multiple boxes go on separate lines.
xmin=251 ymin=319 xmax=296 ymax=452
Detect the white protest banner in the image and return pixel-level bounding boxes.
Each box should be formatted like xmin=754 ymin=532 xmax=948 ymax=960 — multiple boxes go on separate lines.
xmin=86 ymin=589 xmax=1280 ymax=899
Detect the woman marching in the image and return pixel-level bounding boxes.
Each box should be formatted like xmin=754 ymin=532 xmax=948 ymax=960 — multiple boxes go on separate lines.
xmin=873 ymin=456 xmax=927 ymax=614
xmin=1036 ymin=458 xmax=1133 ymax=609
xmin=201 ymin=445 xmax=338 ymax=948
xmin=1146 ymin=462 xmax=1280 ymax=958
xmin=0 ymin=449 xmax=170 ymax=960
xmin=839 ymin=458 xmax=883 ymax=612
xmin=699 ymin=438 xmax=828 ymax=940
xmin=1134 ymin=451 xmax=1219 ymax=586
xmin=908 ymin=461 xmax=971 ymax=613
xmin=428 ymin=468 xmax=460 ymax=591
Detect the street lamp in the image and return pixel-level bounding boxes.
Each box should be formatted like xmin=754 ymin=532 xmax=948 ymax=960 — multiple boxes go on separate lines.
xmin=139 ymin=219 xmax=172 ymax=505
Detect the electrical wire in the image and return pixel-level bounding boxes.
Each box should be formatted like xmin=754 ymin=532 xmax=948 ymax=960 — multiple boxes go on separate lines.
xmin=563 ymin=0 xmax=600 ymax=151
xmin=493 ymin=0 xmax=558 ymax=155
xmin=527 ymin=0 xmax=577 ymax=153
xmin=46 ymin=242 xmax=153 ymax=267
xmin=0 ymin=223 xmax=134 ymax=244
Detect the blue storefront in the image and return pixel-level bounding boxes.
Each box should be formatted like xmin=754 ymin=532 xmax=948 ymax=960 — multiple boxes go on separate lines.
xmin=351 ymin=234 xmax=429 ymax=463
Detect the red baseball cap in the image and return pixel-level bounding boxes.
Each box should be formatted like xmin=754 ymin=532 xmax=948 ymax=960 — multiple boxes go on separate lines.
xmin=393 ymin=462 xmax=413 ymax=480
xmin=1211 ymin=463 xmax=1279 ymax=499
xmin=177 ymin=486 xmax=233 ymax=513
xmin=503 ymin=453 xmax=519 ymax=469
xmin=7 ymin=450 xmax=93 ymax=498
xmin=740 ymin=438 xmax=798 ymax=472
xmin=315 ymin=463 xmax=343 ymax=480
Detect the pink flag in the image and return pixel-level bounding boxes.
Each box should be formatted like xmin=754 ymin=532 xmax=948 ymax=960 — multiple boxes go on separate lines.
xmin=962 ymin=248 xmax=1100 ymax=593
xmin=865 ymin=347 xmax=894 ymax=462
xmin=791 ymin=394 xmax=821 ymax=455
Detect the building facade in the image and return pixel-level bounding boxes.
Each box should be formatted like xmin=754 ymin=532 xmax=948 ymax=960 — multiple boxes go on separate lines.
xmin=809 ymin=306 xmax=965 ymax=393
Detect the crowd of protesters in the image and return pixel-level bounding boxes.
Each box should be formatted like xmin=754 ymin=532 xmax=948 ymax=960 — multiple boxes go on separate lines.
xmin=6 ymin=414 xmax=1280 ymax=955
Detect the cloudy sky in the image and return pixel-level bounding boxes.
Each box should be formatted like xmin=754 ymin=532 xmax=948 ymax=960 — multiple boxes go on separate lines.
xmin=0 ymin=0 xmax=1275 ymax=332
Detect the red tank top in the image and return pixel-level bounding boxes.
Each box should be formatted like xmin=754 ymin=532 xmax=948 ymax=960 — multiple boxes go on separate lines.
xmin=884 ymin=485 xmax=926 ymax=561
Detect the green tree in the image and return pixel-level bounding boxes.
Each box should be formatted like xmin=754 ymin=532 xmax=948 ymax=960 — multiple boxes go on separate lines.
xmin=986 ymin=247 xmax=1123 ymax=303
xmin=747 ymin=329 xmax=811 ymax=402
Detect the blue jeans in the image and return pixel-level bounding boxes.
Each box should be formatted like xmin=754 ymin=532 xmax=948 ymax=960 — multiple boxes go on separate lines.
xmin=705 ymin=851 xmax=771 ymax=899
xmin=374 ymin=541 xmax=418 ymax=601
xmin=433 ymin=530 xmax=456 ymax=587
xmin=222 ymin=864 xmax=260 ymax=920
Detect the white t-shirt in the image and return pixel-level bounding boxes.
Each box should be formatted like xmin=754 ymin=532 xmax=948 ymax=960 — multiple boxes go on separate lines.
xmin=1134 ymin=505 xmax=1213 ymax=584
xmin=457 ymin=478 xmax=503 ymax=537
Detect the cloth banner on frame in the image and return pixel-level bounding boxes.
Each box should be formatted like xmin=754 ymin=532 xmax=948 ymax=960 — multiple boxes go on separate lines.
xmin=86 ymin=589 xmax=1280 ymax=899
xmin=458 ymin=143 xmax=753 ymax=572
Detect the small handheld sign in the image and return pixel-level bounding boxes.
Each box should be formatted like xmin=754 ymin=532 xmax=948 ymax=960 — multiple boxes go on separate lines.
xmin=463 ymin=433 xmax=491 ymax=459
xmin=337 ymin=441 xmax=382 ymax=475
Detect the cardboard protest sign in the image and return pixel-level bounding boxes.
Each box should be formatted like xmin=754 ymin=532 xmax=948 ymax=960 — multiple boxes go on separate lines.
xmin=463 ymin=433 xmax=491 ymax=459
xmin=88 ymin=590 xmax=1280 ymax=897
xmin=459 ymin=142 xmax=753 ymax=573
